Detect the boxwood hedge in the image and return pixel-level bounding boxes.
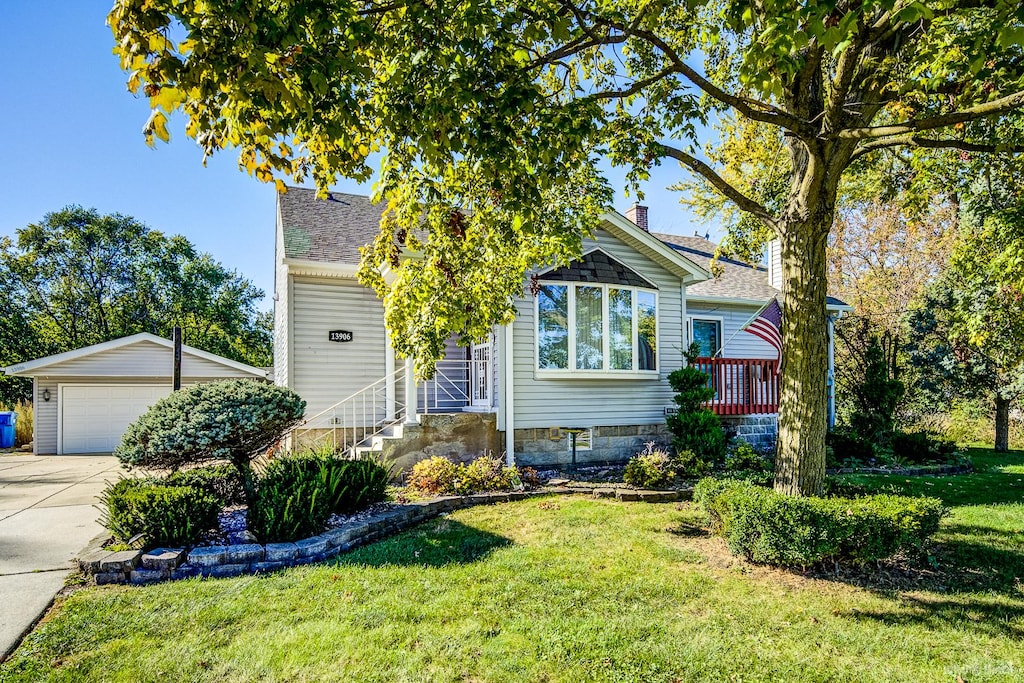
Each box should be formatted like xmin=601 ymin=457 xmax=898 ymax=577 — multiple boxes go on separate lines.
xmin=694 ymin=478 xmax=947 ymax=567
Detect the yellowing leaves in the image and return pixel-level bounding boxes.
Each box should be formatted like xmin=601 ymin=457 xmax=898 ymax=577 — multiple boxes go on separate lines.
xmin=149 ymin=87 xmax=185 ymax=112
xmin=143 ymin=110 xmax=170 ymax=147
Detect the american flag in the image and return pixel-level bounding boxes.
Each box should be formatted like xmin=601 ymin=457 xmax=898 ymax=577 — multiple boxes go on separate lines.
xmin=742 ymin=298 xmax=782 ymax=360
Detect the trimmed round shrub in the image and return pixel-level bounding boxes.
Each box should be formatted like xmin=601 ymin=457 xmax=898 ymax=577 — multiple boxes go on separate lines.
xmin=695 ymin=478 xmax=947 ymax=567
xmin=623 ymin=443 xmax=676 ymax=489
xmin=99 ymin=478 xmax=221 ymax=547
xmin=164 ymin=464 xmax=247 ymax=506
xmin=724 ymin=442 xmax=771 ymax=473
xmin=674 ymin=448 xmax=712 ymax=479
xmin=115 ymin=379 xmax=305 ymax=501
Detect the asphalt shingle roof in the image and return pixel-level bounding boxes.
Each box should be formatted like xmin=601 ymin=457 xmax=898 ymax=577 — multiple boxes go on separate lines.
xmin=277 ymin=189 xmax=847 ymax=306
xmin=654 ymin=233 xmax=781 ymax=301
xmin=279 ymin=188 xmax=384 ymax=263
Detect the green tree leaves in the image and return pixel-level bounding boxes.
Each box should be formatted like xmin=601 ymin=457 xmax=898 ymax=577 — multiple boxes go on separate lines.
xmin=0 ymin=206 xmax=273 ymax=371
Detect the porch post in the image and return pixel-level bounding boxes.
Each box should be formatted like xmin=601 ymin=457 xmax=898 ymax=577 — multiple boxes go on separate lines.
xmin=404 ymin=356 xmax=418 ymax=425
xmin=504 ymin=320 xmax=515 ymax=466
xmin=385 ymin=335 xmax=396 ymax=421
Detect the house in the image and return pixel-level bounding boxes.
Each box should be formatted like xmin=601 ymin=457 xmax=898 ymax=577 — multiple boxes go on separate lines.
xmin=1 ymin=333 xmax=270 ymax=455
xmin=274 ymin=188 xmax=850 ymax=468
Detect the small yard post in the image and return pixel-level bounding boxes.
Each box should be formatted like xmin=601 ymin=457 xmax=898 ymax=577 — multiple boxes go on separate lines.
xmin=172 ymin=326 xmax=182 ymax=391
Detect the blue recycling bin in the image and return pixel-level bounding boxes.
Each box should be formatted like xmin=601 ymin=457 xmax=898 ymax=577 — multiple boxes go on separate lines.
xmin=0 ymin=412 xmax=15 ymax=448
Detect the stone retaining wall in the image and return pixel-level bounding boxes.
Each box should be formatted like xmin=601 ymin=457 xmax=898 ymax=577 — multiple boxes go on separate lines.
xmin=77 ymin=486 xmax=687 ymax=586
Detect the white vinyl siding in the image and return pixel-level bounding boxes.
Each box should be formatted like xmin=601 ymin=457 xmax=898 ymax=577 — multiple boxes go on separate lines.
xmin=767 ymin=240 xmax=782 ymax=290
xmin=35 ymin=340 xmax=246 ymax=378
xmin=687 ymin=303 xmax=778 ymax=359
xmin=290 ymin=277 xmax=388 ymax=418
xmin=513 ymin=228 xmax=685 ymax=428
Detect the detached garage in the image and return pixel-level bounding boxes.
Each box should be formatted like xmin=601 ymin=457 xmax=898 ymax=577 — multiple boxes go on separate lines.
xmin=1 ymin=333 xmax=269 ymax=455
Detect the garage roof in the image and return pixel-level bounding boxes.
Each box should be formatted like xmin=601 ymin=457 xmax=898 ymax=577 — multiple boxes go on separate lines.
xmin=1 ymin=333 xmax=269 ymax=379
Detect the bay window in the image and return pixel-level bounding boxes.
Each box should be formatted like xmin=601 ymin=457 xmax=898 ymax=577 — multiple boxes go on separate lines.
xmin=537 ymin=282 xmax=658 ymax=374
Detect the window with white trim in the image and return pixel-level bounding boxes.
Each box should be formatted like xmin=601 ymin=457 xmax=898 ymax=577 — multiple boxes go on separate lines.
xmin=690 ymin=318 xmax=722 ymax=357
xmin=537 ymin=282 xmax=658 ymax=373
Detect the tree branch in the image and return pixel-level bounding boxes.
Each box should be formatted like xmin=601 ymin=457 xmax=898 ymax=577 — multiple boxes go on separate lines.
xmin=658 ymin=143 xmax=781 ymax=233
xmin=552 ymin=0 xmax=812 ymax=134
xmin=838 ymin=90 xmax=1024 ymax=139
xmin=850 ymin=133 xmax=1024 ymax=162
xmin=589 ymin=66 xmax=679 ymax=100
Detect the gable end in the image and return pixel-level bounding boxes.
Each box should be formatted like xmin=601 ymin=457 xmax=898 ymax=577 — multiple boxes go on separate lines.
xmin=537 ymin=249 xmax=657 ymax=288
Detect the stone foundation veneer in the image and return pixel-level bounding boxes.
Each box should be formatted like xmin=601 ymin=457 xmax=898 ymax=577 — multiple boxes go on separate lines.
xmin=719 ymin=414 xmax=778 ymax=451
xmin=512 ymin=415 xmax=780 ymax=466
xmin=512 ymin=424 xmax=672 ymax=467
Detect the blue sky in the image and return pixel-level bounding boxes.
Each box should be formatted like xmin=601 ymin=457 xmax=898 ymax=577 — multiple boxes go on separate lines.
xmin=0 ymin=2 xmax=716 ymax=305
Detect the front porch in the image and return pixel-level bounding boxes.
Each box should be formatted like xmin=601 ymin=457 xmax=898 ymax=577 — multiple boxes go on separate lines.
xmin=694 ymin=357 xmax=780 ymax=416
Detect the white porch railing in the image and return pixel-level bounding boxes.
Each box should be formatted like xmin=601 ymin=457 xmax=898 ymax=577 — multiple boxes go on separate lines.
xmin=418 ymin=359 xmax=491 ymax=413
xmin=286 ymin=358 xmax=490 ymax=456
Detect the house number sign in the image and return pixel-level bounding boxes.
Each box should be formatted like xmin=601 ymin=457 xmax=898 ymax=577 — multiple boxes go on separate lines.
xmin=328 ymin=330 xmax=354 ymax=343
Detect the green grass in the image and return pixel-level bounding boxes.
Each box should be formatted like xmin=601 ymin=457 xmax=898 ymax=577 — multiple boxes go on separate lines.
xmin=3 ymin=450 xmax=1023 ymax=682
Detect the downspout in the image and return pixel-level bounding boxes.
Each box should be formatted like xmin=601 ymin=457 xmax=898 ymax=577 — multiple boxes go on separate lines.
xmin=504 ymin=320 xmax=515 ymax=466
xmin=827 ymin=312 xmax=844 ymax=430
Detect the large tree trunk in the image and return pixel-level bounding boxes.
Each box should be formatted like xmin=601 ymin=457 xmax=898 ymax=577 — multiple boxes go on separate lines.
xmin=994 ymin=395 xmax=1010 ymax=452
xmin=774 ymin=217 xmax=832 ymax=497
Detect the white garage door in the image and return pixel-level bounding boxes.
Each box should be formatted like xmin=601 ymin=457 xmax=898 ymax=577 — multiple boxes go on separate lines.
xmin=60 ymin=385 xmax=172 ymax=454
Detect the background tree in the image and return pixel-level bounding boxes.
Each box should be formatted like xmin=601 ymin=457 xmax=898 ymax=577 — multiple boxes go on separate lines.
xmin=0 ymin=268 xmax=42 ymax=405
xmin=0 ymin=206 xmax=273 ymax=372
xmin=109 ymin=0 xmax=1024 ymax=495
xmin=909 ymin=200 xmax=1024 ymax=451
xmin=827 ymin=199 xmax=957 ymax=428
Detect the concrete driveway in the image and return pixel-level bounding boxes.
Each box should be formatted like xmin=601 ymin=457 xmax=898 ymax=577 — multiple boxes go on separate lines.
xmin=0 ymin=454 xmax=122 ymax=660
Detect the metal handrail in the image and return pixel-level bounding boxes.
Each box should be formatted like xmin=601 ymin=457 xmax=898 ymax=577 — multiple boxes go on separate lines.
xmin=289 ymin=365 xmax=408 ymax=456
xmin=285 ymin=356 xmax=491 ymax=456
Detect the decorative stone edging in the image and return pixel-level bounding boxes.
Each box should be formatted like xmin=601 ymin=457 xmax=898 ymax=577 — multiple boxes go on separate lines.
xmin=77 ymin=486 xmax=689 ymax=586
xmin=831 ymin=462 xmax=974 ymax=477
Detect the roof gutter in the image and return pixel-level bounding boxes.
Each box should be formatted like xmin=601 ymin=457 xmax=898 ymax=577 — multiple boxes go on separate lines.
xmin=282 ymin=258 xmax=361 ymax=278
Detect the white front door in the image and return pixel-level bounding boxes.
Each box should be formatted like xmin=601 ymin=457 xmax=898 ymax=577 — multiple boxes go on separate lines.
xmin=471 ymin=342 xmax=491 ymax=408
xmin=60 ymin=384 xmax=171 ymax=454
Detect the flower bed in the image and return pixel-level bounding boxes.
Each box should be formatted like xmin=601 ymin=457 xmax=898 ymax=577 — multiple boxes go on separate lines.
xmin=78 ymin=485 xmax=689 ymax=585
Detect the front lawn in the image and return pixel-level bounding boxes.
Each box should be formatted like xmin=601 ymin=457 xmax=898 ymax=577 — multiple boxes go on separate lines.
xmin=3 ymin=450 xmax=1023 ymax=682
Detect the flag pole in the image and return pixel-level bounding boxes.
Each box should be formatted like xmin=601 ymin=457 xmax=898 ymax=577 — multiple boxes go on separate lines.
xmin=713 ymin=296 xmax=776 ymax=358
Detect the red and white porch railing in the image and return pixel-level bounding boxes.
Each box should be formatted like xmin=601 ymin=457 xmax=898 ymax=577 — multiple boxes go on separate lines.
xmin=693 ymin=357 xmax=779 ymax=415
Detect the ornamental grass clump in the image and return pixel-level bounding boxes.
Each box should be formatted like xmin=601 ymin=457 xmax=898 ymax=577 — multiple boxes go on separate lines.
xmin=623 ymin=443 xmax=676 ymax=489
xmin=249 ymin=451 xmax=392 ymax=543
xmin=694 ymin=478 xmax=947 ymax=567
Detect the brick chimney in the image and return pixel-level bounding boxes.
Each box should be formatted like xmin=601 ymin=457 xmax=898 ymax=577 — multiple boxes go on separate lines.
xmin=625 ymin=203 xmax=649 ymax=231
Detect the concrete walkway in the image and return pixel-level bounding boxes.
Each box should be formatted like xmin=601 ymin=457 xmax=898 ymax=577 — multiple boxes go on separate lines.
xmin=0 ymin=454 xmax=122 ymax=660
